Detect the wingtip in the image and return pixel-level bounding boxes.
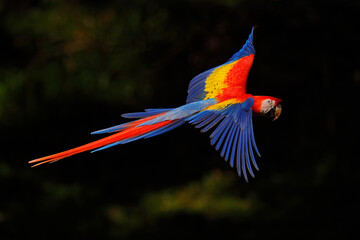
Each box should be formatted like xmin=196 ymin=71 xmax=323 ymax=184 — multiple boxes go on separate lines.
xmin=249 ymin=26 xmax=255 ymax=42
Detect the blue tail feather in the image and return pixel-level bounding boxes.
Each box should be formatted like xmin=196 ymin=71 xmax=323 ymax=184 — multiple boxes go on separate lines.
xmin=122 ymin=108 xmax=173 ymax=119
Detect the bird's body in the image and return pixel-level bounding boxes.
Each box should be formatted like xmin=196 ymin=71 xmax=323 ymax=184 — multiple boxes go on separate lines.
xmin=30 ymin=28 xmax=282 ymax=181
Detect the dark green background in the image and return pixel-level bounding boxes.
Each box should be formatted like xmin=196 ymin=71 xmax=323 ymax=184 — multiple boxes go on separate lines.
xmin=0 ymin=0 xmax=359 ymax=239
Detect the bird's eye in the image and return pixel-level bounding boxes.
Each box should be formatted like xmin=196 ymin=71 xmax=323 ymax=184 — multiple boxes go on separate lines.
xmin=267 ymin=100 xmax=272 ymax=104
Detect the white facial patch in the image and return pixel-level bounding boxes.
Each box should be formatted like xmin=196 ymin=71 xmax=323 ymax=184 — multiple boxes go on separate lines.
xmin=260 ymin=99 xmax=275 ymax=114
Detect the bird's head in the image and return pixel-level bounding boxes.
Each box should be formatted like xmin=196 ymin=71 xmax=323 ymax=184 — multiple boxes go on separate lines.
xmin=252 ymin=96 xmax=282 ymax=121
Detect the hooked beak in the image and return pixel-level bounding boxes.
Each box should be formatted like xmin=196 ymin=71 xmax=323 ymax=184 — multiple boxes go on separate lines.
xmin=264 ymin=104 xmax=282 ymax=121
xmin=273 ymin=104 xmax=282 ymax=121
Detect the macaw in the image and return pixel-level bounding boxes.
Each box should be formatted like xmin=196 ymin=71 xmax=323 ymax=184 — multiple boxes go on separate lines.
xmin=29 ymin=27 xmax=282 ymax=182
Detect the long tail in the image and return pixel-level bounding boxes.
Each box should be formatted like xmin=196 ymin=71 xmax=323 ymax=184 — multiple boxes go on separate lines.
xmin=29 ymin=112 xmax=182 ymax=167
xmin=29 ymin=99 xmax=217 ymax=167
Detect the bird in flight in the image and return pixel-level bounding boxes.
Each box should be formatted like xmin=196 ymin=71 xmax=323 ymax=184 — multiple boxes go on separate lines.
xmin=30 ymin=27 xmax=282 ymax=182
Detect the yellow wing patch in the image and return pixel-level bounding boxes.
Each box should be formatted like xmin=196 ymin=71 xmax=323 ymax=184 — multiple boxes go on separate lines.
xmin=203 ymin=60 xmax=239 ymax=100
xmin=205 ymin=99 xmax=239 ymax=111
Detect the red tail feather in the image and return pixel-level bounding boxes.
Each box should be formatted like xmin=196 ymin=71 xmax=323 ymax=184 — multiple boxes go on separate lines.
xmin=29 ymin=120 xmax=173 ymax=167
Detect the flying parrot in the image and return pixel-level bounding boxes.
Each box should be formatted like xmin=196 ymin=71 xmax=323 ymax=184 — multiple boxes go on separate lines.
xmin=29 ymin=27 xmax=282 ymax=182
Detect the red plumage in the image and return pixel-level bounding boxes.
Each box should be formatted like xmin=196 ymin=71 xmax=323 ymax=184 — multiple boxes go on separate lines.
xmin=29 ymin=114 xmax=174 ymax=167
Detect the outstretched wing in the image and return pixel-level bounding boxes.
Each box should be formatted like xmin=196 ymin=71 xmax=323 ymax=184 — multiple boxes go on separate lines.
xmin=186 ymin=97 xmax=260 ymax=182
xmin=186 ymin=27 xmax=256 ymax=104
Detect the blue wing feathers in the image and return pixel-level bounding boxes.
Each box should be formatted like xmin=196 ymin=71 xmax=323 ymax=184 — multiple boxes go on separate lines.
xmin=195 ymin=112 xmax=218 ymax=129
xmin=211 ymin=116 xmax=231 ymax=146
xmin=236 ymin=130 xmax=244 ymax=178
xmin=244 ymin=116 xmax=255 ymax=177
xmin=188 ymin=67 xmax=215 ymax=89
xmin=186 ymin=67 xmax=216 ymax=103
xmin=186 ymin=97 xmax=259 ymax=181
xmin=230 ymin=125 xmax=240 ymax=168
xmin=248 ymin=129 xmax=259 ymax=171
xmin=224 ymin=123 xmax=236 ymax=162
xmin=200 ymin=114 xmax=225 ymax=133
xmin=247 ymin=115 xmax=259 ymax=170
xmin=241 ymin=141 xmax=248 ymax=181
xmin=187 ymin=111 xmax=208 ymax=124
xmin=214 ymin=118 xmax=232 ymax=151
xmin=249 ymin=118 xmax=260 ymax=157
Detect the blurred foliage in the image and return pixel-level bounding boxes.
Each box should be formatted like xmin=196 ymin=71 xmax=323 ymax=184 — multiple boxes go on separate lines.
xmin=0 ymin=0 xmax=359 ymax=239
xmin=107 ymin=170 xmax=257 ymax=238
xmin=0 ymin=0 xmax=184 ymax=124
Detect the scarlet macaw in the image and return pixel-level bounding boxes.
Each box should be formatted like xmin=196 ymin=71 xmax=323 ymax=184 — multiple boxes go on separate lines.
xmin=29 ymin=27 xmax=282 ymax=182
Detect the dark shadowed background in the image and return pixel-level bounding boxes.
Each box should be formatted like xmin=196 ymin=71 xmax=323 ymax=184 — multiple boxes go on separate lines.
xmin=0 ymin=0 xmax=359 ymax=239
